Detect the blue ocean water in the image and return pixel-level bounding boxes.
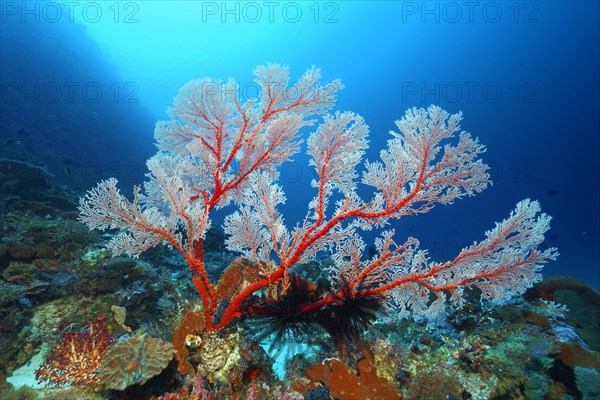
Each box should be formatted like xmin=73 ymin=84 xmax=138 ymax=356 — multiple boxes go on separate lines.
xmin=3 ymin=1 xmax=596 ymax=285
xmin=0 ymin=1 xmax=599 ymax=398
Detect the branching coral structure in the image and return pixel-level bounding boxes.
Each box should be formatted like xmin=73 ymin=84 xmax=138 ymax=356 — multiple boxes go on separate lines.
xmin=79 ymin=64 xmax=558 ymax=333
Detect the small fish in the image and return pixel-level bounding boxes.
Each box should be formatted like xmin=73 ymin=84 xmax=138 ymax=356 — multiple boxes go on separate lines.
xmin=582 ymin=231 xmax=594 ymax=237
xmin=4 ymin=139 xmax=20 ymax=145
xmin=549 ymin=234 xmax=559 ymax=240
xmin=546 ymin=190 xmax=559 ymax=196
xmin=563 ymin=195 xmax=573 ymax=200
xmin=17 ymin=128 xmax=30 ymax=137
xmin=63 ymin=158 xmax=75 ymax=166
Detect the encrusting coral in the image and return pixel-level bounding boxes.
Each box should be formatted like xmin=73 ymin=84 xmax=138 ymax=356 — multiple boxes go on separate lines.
xmin=305 ymin=345 xmax=400 ymax=399
xmin=97 ymin=331 xmax=176 ymax=390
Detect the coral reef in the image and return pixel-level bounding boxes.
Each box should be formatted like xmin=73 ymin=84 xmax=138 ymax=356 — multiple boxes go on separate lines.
xmin=0 ymin=203 xmax=593 ymax=399
xmin=3 ymin=66 xmax=593 ymax=400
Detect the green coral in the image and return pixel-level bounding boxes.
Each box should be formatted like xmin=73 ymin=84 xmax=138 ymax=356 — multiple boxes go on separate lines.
xmin=482 ymin=333 xmax=530 ymax=395
xmin=81 ymin=247 xmax=111 ymax=266
xmin=484 ymin=334 xmax=528 ymax=367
